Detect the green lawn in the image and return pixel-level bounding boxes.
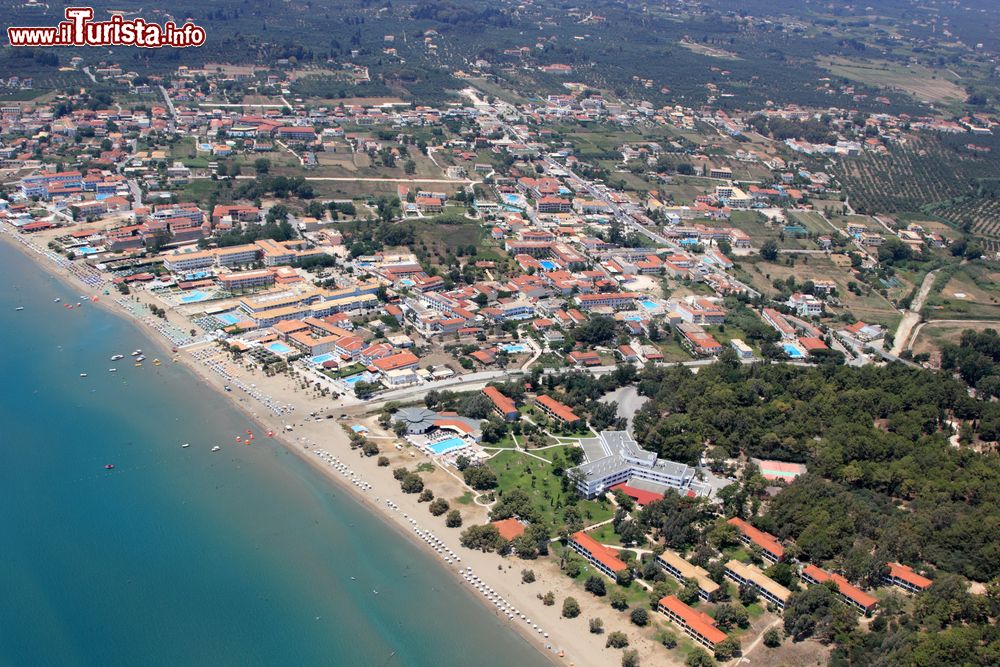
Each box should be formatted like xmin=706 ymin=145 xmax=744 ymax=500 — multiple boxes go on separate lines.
xmin=488 ymin=451 xmax=612 ymax=526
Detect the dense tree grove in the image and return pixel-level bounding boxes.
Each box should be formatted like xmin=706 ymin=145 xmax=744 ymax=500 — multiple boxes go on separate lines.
xmin=631 ymin=358 xmax=1000 ymax=582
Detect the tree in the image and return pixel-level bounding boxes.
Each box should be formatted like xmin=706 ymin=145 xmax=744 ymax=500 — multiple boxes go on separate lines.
xmin=589 ymin=617 xmax=604 ymax=634
xmin=459 ymin=524 xmax=504 ymax=552
xmin=684 ymin=647 xmax=716 ymax=667
xmin=630 ymin=608 xmax=649 ymax=626
xmin=763 ymin=628 xmax=781 ymax=648
xmin=543 ymin=591 xmax=555 ymax=606
xmin=463 ymin=464 xmax=498 ymax=490
xmin=418 ymin=488 xmax=434 ymax=502
xmin=622 ymin=649 xmax=640 ymax=667
xmin=783 ymin=583 xmax=855 ymax=642
xmin=562 ymin=596 xmax=581 ymax=618
xmin=713 ymin=636 xmax=741 ymax=661
xmin=445 ymin=509 xmax=463 ymax=528
xmin=377 ymin=456 xmax=390 ymax=467
xmin=400 ymin=473 xmax=424 ymax=494
xmin=585 ymin=575 xmax=607 ymax=597
xmin=429 ymin=498 xmax=449 ymax=516
xmin=521 ymin=569 xmax=536 ymax=584
xmin=760 ymin=240 xmax=779 ymax=261
xmin=610 ymin=589 xmax=629 ymax=610
xmin=254 ymin=158 xmax=271 ymax=174
xmin=606 ymin=631 xmax=629 ymax=649
xmin=714 ymin=603 xmax=749 ymax=631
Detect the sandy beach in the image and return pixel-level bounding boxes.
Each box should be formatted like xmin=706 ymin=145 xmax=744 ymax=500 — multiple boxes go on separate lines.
xmin=0 ymin=229 xmax=676 ymax=667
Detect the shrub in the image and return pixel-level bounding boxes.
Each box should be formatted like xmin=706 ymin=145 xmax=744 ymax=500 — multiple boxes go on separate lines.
xmin=589 ymin=617 xmax=604 ymax=634
xmin=521 ymin=569 xmax=536 ymax=584
xmin=429 ymin=498 xmax=449 ymax=516
xmin=445 ymin=509 xmax=463 ymax=528
xmin=630 ymin=608 xmax=649 ymax=626
xmin=562 ymin=596 xmax=581 ymax=618
xmin=606 ymin=631 xmax=629 ymax=649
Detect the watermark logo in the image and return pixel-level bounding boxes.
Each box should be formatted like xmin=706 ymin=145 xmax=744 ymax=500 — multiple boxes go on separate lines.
xmin=7 ymin=7 xmax=206 ymax=48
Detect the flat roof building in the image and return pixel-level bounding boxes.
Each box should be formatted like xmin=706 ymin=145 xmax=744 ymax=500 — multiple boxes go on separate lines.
xmin=571 ymin=431 xmax=711 ymax=500
xmin=724 ymin=560 xmax=791 ymax=610
xmin=655 ymin=550 xmax=720 ymax=601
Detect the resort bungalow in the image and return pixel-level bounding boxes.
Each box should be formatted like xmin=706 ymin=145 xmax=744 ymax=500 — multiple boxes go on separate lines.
xmin=533 ymin=394 xmax=581 ymax=425
xmin=483 ymin=386 xmax=519 ymax=422
xmin=884 ymin=562 xmax=932 ymax=594
xmin=801 ymin=565 xmax=878 ymax=615
xmin=727 ymin=517 xmax=785 ymax=563
xmin=657 ymin=595 xmax=728 ymax=650
xmin=724 ymin=560 xmax=792 ymax=610
xmin=569 ymin=531 xmax=628 ymax=581
xmin=655 ymin=550 xmax=720 ymax=601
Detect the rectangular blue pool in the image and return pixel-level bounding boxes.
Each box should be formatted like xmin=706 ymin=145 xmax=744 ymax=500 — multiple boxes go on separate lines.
xmin=311 ymin=353 xmax=335 ymax=365
xmin=639 ymin=300 xmax=659 ymax=310
xmin=343 ymin=374 xmax=367 ymax=386
xmin=266 ymin=342 xmax=293 ymax=354
xmin=217 ymin=313 xmax=241 ymax=325
xmin=427 ymin=437 xmax=467 ymax=455
xmin=501 ymin=343 xmax=529 ymax=353
xmin=538 ymin=260 xmax=558 ymax=271
xmin=783 ymin=344 xmax=804 ymax=359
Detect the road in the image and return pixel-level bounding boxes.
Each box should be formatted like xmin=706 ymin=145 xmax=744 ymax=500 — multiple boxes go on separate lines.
xmin=158 ymin=85 xmax=177 ymax=119
xmin=891 ymin=269 xmax=939 ymax=356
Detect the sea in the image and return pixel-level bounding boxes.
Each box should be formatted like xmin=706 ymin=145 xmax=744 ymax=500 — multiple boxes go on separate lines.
xmin=0 ymin=240 xmax=547 ymax=667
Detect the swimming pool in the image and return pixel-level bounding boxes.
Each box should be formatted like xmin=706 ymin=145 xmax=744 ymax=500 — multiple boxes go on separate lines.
xmin=311 ymin=353 xmax=335 ymax=365
xmin=783 ymin=344 xmax=804 ymax=359
xmin=267 ymin=342 xmax=293 ymax=355
xmin=427 ymin=437 xmax=467 ymax=455
xmin=180 ymin=291 xmax=209 ymax=304
xmin=538 ymin=260 xmax=558 ymax=271
xmin=501 ymin=343 xmax=529 ymax=353
xmin=399 ymin=278 xmax=415 ymax=287
xmin=343 ymin=374 xmax=367 ymax=386
xmin=76 ymin=246 xmax=100 ymax=255
xmin=216 ymin=312 xmax=241 ymax=325
xmin=639 ymin=300 xmax=659 ymax=310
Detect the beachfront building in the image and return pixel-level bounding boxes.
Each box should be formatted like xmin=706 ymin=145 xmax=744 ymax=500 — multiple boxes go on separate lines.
xmin=884 ymin=562 xmax=932 ymax=594
xmin=724 ymin=560 xmax=791 ymax=610
xmin=657 ymin=595 xmax=728 ymax=650
xmin=217 ymin=269 xmax=275 ymax=293
xmin=533 ymin=394 xmax=581 ymax=425
xmin=727 ymin=517 xmax=785 ymax=563
xmin=570 ymin=431 xmax=710 ymax=499
xmin=655 ymin=550 xmax=720 ymax=601
xmin=569 ymin=531 xmax=628 ymax=581
xmin=801 ymin=565 xmax=878 ymax=615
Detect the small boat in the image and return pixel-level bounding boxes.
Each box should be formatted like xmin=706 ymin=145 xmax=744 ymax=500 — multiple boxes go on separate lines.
xmin=153 ymin=359 xmax=161 ymax=366
xmin=54 ymin=298 xmax=61 ymax=303
xmin=373 ymin=590 xmax=378 ymax=595
xmin=135 ymin=355 xmax=145 ymax=362
xmin=104 ymin=464 xmax=115 ymax=470
xmin=15 ymin=306 xmax=24 ymax=311
xmin=211 ymin=446 xmax=221 ymax=452
xmin=182 ymin=443 xmax=190 ymax=448
xmin=224 ymin=386 xmax=231 ymax=392
xmin=135 ymin=362 xmax=142 ymax=367
xmin=111 ymin=354 xmax=124 ymax=361
xmin=108 ymin=368 xmax=117 ymax=373
xmin=131 ymin=350 xmax=142 ymax=356
xmin=79 ymin=373 xmax=88 ymax=377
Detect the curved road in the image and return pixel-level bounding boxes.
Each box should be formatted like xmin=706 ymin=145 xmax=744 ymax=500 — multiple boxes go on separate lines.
xmin=891 ymin=269 xmax=939 ymax=356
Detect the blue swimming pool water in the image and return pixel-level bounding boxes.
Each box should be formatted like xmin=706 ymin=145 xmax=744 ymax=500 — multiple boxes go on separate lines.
xmin=180 ymin=291 xmax=208 ymax=304
xmin=267 ymin=342 xmax=293 ymax=355
xmin=217 ymin=313 xmax=240 ymax=325
xmin=343 ymin=374 xmax=366 ymax=386
xmin=503 ymin=194 xmax=520 ymax=204
xmin=501 ymin=343 xmax=529 ymax=353
xmin=783 ymin=344 xmax=804 ymax=358
xmin=679 ymin=238 xmax=699 ymax=246
xmin=310 ymin=353 xmax=335 ymax=365
xmin=399 ymin=279 xmax=415 ymax=287
xmin=623 ymin=315 xmax=643 ymax=321
xmin=427 ymin=437 xmax=467 ymax=455
xmin=76 ymin=247 xmax=100 ymax=255
xmin=538 ymin=260 xmax=557 ymax=271
xmin=639 ymin=300 xmax=658 ymax=309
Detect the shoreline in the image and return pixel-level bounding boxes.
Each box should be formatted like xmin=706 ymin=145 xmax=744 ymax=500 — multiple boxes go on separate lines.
xmin=0 ymin=230 xmax=582 ymax=666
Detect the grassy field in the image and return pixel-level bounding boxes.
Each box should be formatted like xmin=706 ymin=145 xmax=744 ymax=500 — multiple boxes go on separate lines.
xmin=923 ymin=263 xmax=1000 ymax=321
xmin=817 ymin=56 xmax=966 ymax=105
xmin=487 ymin=451 xmax=613 ymax=527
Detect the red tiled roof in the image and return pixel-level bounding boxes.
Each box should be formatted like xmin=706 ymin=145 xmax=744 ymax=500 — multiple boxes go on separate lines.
xmin=483 ymin=386 xmax=517 ymax=415
xmin=534 ymin=394 xmax=580 ymax=423
xmin=658 ymin=595 xmax=727 ymax=645
xmin=571 ymin=531 xmax=627 ymax=573
xmin=492 ymin=518 xmax=526 ymax=541
xmin=888 ymin=562 xmax=932 ymax=590
xmin=371 ymin=351 xmax=418 ymax=372
xmin=610 ymin=483 xmax=663 ymax=506
xmin=802 ymin=565 xmax=878 ymax=610
xmin=727 ymin=518 xmax=785 ymax=559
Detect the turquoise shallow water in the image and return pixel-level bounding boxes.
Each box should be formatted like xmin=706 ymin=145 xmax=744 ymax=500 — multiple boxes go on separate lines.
xmin=0 ymin=240 xmax=546 ymax=667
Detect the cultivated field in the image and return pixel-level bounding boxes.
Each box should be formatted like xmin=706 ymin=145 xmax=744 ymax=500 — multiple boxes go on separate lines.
xmin=817 ymin=56 xmax=966 ymax=105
